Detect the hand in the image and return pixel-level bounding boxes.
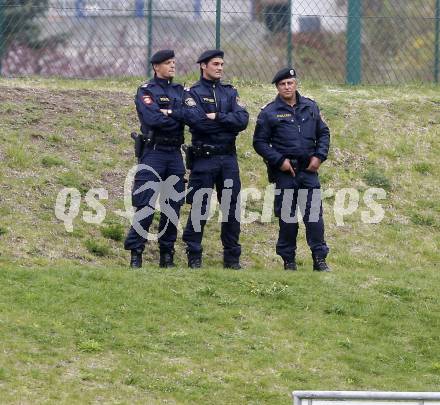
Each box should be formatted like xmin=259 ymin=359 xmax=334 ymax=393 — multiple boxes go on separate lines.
xmin=160 ymin=109 xmax=168 ymax=116
xmin=206 ymin=113 xmax=216 ymax=120
xmin=307 ymin=156 xmax=321 ymax=172
xmin=280 ymin=159 xmax=295 ymax=177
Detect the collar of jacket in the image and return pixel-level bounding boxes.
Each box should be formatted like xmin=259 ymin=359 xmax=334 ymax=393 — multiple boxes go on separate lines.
xmin=153 ymin=75 xmax=172 ymax=87
xmin=200 ymin=76 xmax=220 ymax=87
xmin=275 ymin=91 xmax=308 ymax=109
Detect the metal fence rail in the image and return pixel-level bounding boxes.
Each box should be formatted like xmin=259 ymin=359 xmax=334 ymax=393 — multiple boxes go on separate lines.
xmin=293 ymin=391 xmax=440 ymax=405
xmin=0 ymin=0 xmax=439 ymax=84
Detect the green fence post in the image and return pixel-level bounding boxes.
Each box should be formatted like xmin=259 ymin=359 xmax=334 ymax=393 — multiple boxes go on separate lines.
xmin=147 ymin=0 xmax=153 ymax=78
xmin=0 ymin=3 xmax=6 ymax=76
xmin=346 ymin=0 xmax=362 ymax=85
xmin=435 ymin=0 xmax=440 ymax=83
xmin=287 ymin=0 xmax=293 ymax=67
xmin=216 ymin=0 xmax=221 ymax=49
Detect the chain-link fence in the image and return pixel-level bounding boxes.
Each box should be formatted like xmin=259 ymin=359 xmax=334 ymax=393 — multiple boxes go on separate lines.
xmin=0 ymin=0 xmax=439 ymax=84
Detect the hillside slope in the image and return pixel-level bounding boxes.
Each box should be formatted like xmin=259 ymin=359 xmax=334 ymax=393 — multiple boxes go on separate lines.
xmin=0 ymin=78 xmax=438 ymax=270
xmin=0 ymin=78 xmax=439 ymax=403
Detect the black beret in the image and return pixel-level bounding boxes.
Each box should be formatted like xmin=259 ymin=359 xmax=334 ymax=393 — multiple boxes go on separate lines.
xmin=150 ymin=49 xmax=175 ymax=64
xmin=196 ymin=49 xmax=224 ymax=64
xmin=271 ymin=67 xmax=297 ymax=84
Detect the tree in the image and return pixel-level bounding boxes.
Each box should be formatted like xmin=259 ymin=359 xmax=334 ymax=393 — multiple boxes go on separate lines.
xmin=335 ymin=0 xmax=436 ymax=81
xmin=0 ymin=0 xmax=50 ymax=73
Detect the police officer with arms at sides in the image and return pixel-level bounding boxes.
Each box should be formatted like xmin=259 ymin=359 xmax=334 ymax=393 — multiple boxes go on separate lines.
xmin=124 ymin=50 xmax=185 ymax=269
xmin=182 ymin=49 xmax=249 ymax=270
xmin=253 ymin=68 xmax=331 ymax=272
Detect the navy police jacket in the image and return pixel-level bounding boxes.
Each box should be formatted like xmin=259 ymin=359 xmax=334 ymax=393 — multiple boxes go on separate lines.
xmin=253 ymin=92 xmax=330 ymax=167
xmin=183 ymin=77 xmax=249 ymax=146
xmin=135 ymin=76 xmax=185 ymax=141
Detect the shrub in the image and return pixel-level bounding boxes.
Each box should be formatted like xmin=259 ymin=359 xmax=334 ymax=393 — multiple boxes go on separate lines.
xmin=84 ymin=239 xmax=110 ymax=257
xmin=101 ymin=224 xmax=124 ymax=242
xmin=363 ymin=167 xmax=392 ymax=191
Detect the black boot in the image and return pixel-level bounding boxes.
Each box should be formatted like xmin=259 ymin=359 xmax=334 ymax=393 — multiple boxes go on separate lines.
xmin=312 ymin=254 xmax=331 ymax=272
xmin=284 ymin=259 xmax=297 ymax=271
xmin=224 ymin=261 xmax=242 ymax=270
xmin=160 ymin=251 xmax=175 ymax=268
xmin=187 ymin=255 xmax=202 ymax=269
xmin=129 ymin=248 xmax=143 ymax=268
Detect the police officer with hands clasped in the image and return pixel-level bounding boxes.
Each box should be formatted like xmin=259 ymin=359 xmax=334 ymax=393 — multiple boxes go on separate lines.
xmin=253 ymin=68 xmax=331 ymax=272
xmin=124 ymin=50 xmax=186 ymax=269
xmin=182 ymin=49 xmax=249 ymax=270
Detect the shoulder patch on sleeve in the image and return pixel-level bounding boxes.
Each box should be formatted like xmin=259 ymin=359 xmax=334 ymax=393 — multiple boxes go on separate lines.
xmin=236 ymin=97 xmax=246 ymax=109
xmin=142 ymin=94 xmax=153 ymax=105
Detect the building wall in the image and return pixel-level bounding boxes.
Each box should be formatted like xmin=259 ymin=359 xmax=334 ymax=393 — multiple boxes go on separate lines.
xmin=48 ymin=0 xmax=346 ymax=32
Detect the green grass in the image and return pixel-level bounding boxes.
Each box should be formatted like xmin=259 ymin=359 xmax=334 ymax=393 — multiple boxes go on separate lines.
xmin=5 ymin=143 xmax=33 ymax=169
xmin=57 ymin=171 xmax=90 ymax=194
xmin=0 ymin=77 xmax=439 ymax=403
xmin=0 ymin=265 xmax=439 ymax=403
xmin=41 ymin=155 xmax=65 ymax=167
xmin=410 ymin=212 xmax=436 ymax=227
xmin=413 ymin=162 xmax=433 ymax=175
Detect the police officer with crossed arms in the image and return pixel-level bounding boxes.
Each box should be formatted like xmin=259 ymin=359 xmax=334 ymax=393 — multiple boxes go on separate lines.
xmin=253 ymin=68 xmax=331 ymax=272
xmin=182 ymin=49 xmax=249 ymax=269
xmin=124 ymin=50 xmax=186 ymax=269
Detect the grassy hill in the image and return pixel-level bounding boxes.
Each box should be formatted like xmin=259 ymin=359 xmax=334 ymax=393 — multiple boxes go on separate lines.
xmin=0 ymin=77 xmax=439 ymax=403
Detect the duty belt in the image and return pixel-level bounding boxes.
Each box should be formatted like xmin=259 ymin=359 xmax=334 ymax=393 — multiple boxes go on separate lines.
xmin=193 ymin=143 xmax=236 ymax=157
xmin=152 ymin=134 xmax=183 ymax=147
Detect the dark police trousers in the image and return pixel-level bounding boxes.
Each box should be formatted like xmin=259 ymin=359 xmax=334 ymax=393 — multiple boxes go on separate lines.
xmin=183 ymin=154 xmax=241 ymax=262
xmin=124 ymin=146 xmax=185 ymax=253
xmin=274 ymin=169 xmax=329 ymax=262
